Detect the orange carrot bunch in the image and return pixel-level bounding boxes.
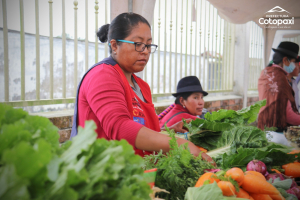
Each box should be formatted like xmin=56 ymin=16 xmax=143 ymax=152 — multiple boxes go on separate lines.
xmin=194 ymin=172 xmax=219 ymax=187
xmin=194 ymin=167 xmax=287 ymax=200
xmin=282 ymin=162 xmax=300 ymax=178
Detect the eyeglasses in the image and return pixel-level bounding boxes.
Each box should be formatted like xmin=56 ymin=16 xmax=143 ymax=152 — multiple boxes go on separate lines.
xmin=116 ymin=40 xmax=158 ymax=53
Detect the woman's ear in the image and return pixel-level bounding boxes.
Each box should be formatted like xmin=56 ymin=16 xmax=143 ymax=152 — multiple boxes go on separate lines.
xmin=179 ymin=97 xmax=185 ymax=107
xmin=110 ymin=39 xmax=118 ymax=53
xmin=282 ymin=57 xmax=290 ymax=66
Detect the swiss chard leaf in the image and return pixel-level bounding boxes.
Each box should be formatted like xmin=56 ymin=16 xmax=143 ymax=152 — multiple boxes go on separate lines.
xmin=236 ymin=99 xmax=266 ymax=124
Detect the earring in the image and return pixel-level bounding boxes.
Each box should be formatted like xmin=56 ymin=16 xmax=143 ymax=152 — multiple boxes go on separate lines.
xmin=113 ymin=51 xmax=116 ymax=54
xmin=183 ymin=105 xmax=185 ymax=108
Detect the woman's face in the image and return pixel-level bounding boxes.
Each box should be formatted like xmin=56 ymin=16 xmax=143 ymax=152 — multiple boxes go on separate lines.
xmin=290 ymin=61 xmax=299 ymax=76
xmin=181 ymin=92 xmax=205 ymax=116
xmin=283 ymin=57 xmax=296 ymax=67
xmin=111 ymin=22 xmax=152 ymax=74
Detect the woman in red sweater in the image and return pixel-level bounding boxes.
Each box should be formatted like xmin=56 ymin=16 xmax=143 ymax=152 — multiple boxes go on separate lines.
xmin=159 ymin=76 xmax=207 ymax=129
xmin=70 ymin=13 xmax=214 ymax=164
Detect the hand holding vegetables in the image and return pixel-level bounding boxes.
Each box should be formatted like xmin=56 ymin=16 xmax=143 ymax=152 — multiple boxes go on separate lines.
xmin=200 ymin=152 xmax=217 ymax=167
xmin=163 ymin=118 xmax=192 ymax=133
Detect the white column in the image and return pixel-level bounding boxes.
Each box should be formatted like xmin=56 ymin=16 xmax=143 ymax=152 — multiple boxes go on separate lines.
xmin=110 ymin=0 xmax=129 ymax=21
xmin=110 ymin=0 xmax=156 ymax=25
xmin=233 ymin=23 xmax=251 ymax=108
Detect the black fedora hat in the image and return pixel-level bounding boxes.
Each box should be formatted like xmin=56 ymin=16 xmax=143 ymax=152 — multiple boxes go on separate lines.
xmin=172 ymin=76 xmax=208 ymax=97
xmin=272 ymin=41 xmax=299 ymax=59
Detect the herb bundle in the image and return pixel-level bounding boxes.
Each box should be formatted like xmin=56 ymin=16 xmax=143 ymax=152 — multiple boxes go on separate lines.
xmin=143 ymin=128 xmax=215 ymax=200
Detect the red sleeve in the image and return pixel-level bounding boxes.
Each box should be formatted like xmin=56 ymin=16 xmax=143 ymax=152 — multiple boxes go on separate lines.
xmin=286 ymin=100 xmax=300 ymax=125
xmin=83 ymin=66 xmax=143 ymax=147
xmin=166 ymin=113 xmax=198 ymax=127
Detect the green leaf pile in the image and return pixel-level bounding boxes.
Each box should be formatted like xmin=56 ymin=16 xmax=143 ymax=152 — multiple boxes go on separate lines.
xmin=0 ymin=103 xmax=151 ymax=200
xmin=143 ymin=127 xmax=215 ymax=200
xmin=182 ymin=100 xmax=300 ymax=169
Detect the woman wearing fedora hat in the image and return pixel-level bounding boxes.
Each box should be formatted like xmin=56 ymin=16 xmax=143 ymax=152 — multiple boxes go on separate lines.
xmin=258 ymin=41 xmax=300 ymax=131
xmin=159 ymin=76 xmax=208 ymax=129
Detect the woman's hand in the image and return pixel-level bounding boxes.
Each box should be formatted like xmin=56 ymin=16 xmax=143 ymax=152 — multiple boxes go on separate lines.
xmin=166 ymin=118 xmax=192 ymax=133
xmin=187 ymin=141 xmax=217 ymax=167
xmin=201 ymin=152 xmax=217 ymax=167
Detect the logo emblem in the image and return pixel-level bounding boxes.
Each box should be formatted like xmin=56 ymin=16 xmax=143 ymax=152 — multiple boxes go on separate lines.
xmin=259 ymin=6 xmax=294 ymax=29
xmin=266 ymin=6 xmax=291 ymax=14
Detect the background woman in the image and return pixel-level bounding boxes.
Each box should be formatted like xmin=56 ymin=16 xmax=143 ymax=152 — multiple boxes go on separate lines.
xmin=258 ymin=41 xmax=300 ymax=131
xmin=70 ymin=13 xmax=214 ymax=164
xmin=159 ymin=76 xmax=207 ymax=129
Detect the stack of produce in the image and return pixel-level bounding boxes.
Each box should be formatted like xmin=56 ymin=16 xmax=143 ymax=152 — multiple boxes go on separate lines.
xmin=0 ymin=104 xmax=152 ymax=200
xmin=183 ymin=100 xmax=300 ymax=171
xmin=186 ymin=163 xmax=299 ymax=200
xmin=149 ymin=100 xmax=300 ymax=200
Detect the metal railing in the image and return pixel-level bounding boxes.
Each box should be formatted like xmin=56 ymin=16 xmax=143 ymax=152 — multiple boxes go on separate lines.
xmin=147 ymin=0 xmax=236 ymax=100
xmin=282 ymin=35 xmax=300 ymax=46
xmin=1 ymin=0 xmax=235 ymax=109
xmin=1 ymin=0 xmax=110 ymax=108
xmin=248 ymin=21 xmax=264 ymax=91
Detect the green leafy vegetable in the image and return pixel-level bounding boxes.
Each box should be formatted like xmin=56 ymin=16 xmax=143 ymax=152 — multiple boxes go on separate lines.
xmin=183 ymin=100 xmax=299 ymax=169
xmin=0 ymin=103 xmax=151 ymax=200
xmin=143 ymin=127 xmax=215 ymax=200
xmin=184 ymin=182 xmax=248 ymax=200
xmin=205 ymin=126 xmax=268 ymax=157
xmin=271 ymin=178 xmax=292 ymax=190
xmin=216 ymin=144 xmax=299 ymax=169
xmin=204 ymin=100 xmax=266 ymax=125
xmin=184 ymin=182 xmax=223 ymax=200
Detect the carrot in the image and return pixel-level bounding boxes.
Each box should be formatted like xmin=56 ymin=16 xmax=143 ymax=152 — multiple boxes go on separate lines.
xmin=288 ymin=150 xmax=300 ymax=161
xmin=288 ymin=149 xmax=300 ymax=154
xmin=226 ymin=167 xmax=245 ymax=184
xmin=196 ymin=145 xmax=207 ymax=152
xmin=236 ymin=188 xmax=250 ymax=199
xmin=217 ymin=181 xmax=236 ymax=196
xmin=249 ymin=193 xmax=272 ymax=200
xmin=282 ymin=163 xmax=300 ymax=178
xmin=271 ymin=169 xmax=281 ymax=174
xmin=194 ymin=172 xmax=219 ymax=187
xmin=249 ymin=197 xmax=254 ymax=200
xmin=241 ymin=174 xmax=280 ymax=195
xmin=245 ymin=171 xmax=266 ymax=180
xmin=269 ymin=194 xmax=285 ymax=200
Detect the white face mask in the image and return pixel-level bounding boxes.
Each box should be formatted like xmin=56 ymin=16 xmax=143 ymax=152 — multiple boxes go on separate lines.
xmin=284 ymin=59 xmax=296 ymax=73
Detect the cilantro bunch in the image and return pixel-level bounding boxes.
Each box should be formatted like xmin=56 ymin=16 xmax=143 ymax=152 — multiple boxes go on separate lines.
xmin=0 ymin=104 xmax=151 ymax=200
xmin=143 ymin=128 xmax=215 ymax=200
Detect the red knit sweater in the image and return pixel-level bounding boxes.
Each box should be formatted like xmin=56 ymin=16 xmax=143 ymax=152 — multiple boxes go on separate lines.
xmin=159 ymin=104 xmax=198 ymax=129
xmin=77 ymin=61 xmax=157 ymax=155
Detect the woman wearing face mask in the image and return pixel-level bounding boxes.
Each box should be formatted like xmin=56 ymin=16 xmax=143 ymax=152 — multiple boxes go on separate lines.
xmin=258 ymin=41 xmax=300 ymax=131
xmin=70 ymin=13 xmax=215 ymax=165
xmin=159 ymin=76 xmax=207 ymax=129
